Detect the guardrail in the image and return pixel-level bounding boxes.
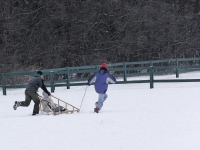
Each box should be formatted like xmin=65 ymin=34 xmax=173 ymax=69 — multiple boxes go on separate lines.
xmin=2 ymin=58 xmax=200 ymax=95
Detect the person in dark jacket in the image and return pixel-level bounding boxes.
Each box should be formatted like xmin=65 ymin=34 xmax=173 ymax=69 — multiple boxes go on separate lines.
xmin=88 ymin=62 xmax=116 ymax=113
xmin=13 ymin=71 xmax=51 ymax=115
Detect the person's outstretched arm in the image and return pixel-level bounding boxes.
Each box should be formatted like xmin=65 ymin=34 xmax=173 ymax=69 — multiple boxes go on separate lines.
xmin=107 ymin=74 xmax=117 ymax=84
xmin=41 ymin=80 xmax=51 ymax=95
xmin=87 ymin=73 xmax=97 ymax=86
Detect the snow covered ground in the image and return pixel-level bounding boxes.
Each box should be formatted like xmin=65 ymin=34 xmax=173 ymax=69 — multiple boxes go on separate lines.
xmin=1 ymin=72 xmax=200 ymax=150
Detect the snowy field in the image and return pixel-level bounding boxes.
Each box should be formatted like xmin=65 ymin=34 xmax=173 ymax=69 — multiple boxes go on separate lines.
xmin=1 ymin=72 xmax=200 ymax=150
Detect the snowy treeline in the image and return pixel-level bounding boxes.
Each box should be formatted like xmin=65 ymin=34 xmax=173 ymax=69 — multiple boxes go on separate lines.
xmin=0 ymin=0 xmax=200 ymax=75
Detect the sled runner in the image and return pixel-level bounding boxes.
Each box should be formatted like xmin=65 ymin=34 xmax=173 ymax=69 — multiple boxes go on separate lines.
xmin=38 ymin=92 xmax=79 ymax=115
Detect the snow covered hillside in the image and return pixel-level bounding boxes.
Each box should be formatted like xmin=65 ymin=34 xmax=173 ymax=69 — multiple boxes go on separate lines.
xmin=1 ymin=72 xmax=200 ymax=150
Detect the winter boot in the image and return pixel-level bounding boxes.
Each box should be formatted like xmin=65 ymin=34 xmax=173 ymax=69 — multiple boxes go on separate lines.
xmin=13 ymin=101 xmax=20 ymax=110
xmin=32 ymin=112 xmax=39 ymax=116
xmin=94 ymin=108 xmax=99 ymax=113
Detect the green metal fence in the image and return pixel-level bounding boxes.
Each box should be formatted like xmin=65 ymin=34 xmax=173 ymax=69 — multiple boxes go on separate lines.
xmin=2 ymin=58 xmax=200 ymax=95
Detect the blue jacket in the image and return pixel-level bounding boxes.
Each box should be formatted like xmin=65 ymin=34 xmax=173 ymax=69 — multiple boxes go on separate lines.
xmin=88 ymin=68 xmax=116 ymax=94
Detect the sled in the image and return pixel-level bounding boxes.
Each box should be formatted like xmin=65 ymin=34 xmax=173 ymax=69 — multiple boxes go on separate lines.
xmin=38 ymin=95 xmax=79 ymax=115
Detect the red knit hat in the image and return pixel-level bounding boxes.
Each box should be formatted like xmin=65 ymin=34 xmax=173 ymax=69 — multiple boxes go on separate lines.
xmin=101 ymin=62 xmax=107 ymax=68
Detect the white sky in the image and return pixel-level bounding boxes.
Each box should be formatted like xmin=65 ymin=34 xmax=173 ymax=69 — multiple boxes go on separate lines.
xmin=1 ymin=71 xmax=200 ymax=150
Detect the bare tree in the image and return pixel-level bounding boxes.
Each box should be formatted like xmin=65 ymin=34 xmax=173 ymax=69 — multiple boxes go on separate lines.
xmin=1 ymin=0 xmax=200 ymax=85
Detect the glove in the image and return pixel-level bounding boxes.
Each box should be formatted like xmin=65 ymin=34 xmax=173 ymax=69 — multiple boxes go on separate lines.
xmin=48 ymin=92 xmax=51 ymax=96
xmin=87 ymin=83 xmax=90 ymax=86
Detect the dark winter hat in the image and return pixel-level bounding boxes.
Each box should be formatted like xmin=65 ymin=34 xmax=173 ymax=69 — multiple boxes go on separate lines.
xmin=101 ymin=62 xmax=107 ymax=68
xmin=36 ymin=70 xmax=43 ymax=75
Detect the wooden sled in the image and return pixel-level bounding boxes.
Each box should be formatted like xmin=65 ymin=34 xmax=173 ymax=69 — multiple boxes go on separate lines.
xmin=38 ymin=95 xmax=79 ymax=115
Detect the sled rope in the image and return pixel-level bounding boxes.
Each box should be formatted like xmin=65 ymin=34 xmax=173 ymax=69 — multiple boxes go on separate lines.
xmin=79 ymin=85 xmax=88 ymax=111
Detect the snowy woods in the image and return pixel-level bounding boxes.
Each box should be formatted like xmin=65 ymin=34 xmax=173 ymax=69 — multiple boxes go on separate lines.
xmin=0 ymin=0 xmax=200 ymax=74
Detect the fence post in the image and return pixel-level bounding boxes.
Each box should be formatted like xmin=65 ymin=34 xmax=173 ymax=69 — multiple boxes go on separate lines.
xmin=123 ymin=63 xmax=127 ymax=82
xmin=2 ymin=73 xmax=6 ymax=95
xmin=150 ymin=66 xmax=154 ymax=89
xmin=66 ymin=68 xmax=70 ymax=89
xmin=50 ymin=71 xmax=54 ymax=93
xmin=150 ymin=61 xmax=153 ymax=66
xmin=176 ymin=59 xmax=179 ymax=78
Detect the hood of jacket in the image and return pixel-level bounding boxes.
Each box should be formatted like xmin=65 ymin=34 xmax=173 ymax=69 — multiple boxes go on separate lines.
xmin=99 ymin=67 xmax=107 ymax=75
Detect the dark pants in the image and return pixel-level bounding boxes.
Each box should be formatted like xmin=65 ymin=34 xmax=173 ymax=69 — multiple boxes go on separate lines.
xmin=20 ymin=90 xmax=40 ymax=114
